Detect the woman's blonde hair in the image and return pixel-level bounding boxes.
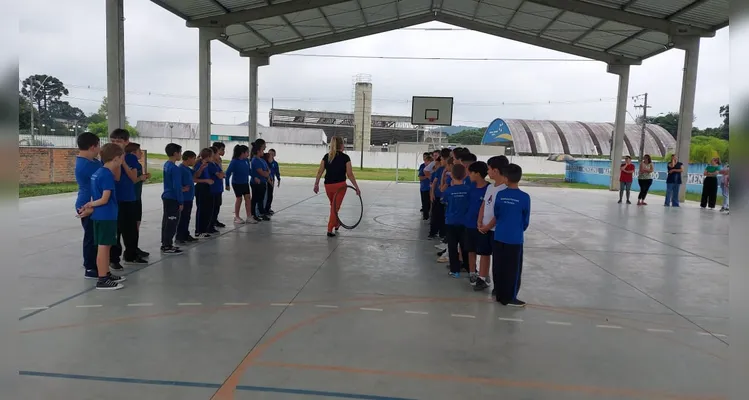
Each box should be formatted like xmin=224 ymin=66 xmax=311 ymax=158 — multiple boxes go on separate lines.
xmin=328 ymin=136 xmax=343 ymax=162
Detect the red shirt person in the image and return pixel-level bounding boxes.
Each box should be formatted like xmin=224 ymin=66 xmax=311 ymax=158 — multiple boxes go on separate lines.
xmin=618 ymin=156 xmax=635 ymax=204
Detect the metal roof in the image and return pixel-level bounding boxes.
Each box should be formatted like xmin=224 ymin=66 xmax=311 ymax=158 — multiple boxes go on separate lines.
xmin=151 ymin=0 xmax=726 ymax=65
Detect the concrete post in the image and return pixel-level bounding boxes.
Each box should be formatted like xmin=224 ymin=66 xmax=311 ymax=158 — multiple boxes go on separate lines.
xmin=607 ymin=64 xmax=630 ymax=191
xmin=248 ymin=59 xmax=258 ymax=143
xmin=105 ymin=0 xmax=125 ymax=131
xmin=673 ymin=36 xmax=700 ymax=202
xmin=198 ymin=29 xmax=219 ymax=150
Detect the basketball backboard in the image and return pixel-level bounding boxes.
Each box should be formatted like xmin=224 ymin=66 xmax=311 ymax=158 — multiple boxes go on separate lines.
xmin=411 ymin=96 xmax=453 ymax=126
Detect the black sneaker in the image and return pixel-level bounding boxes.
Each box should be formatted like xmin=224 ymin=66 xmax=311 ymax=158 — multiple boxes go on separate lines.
xmin=107 ymin=272 xmax=126 ymax=282
xmin=215 ymin=221 xmax=226 ymax=228
xmin=491 ymin=288 xmax=497 ymax=297
xmin=137 ymin=249 xmax=150 ymax=258
xmin=253 ymin=216 xmax=262 ymax=222
xmin=626 ymin=200 xmax=632 ymax=205
xmin=427 ymin=234 xmax=438 ymax=239
xmin=123 ymin=258 xmax=148 ymax=265
xmin=507 ymin=299 xmax=526 ymax=308
xmin=327 ymin=232 xmax=336 ymax=237
xmin=268 ymin=210 xmax=275 ymax=215
xmin=96 ymin=277 xmax=124 ymax=290
xmin=186 ymin=236 xmax=198 ymax=242
xmin=110 ymin=262 xmax=124 ymax=271
xmin=208 ymin=229 xmax=220 ymax=234
xmin=469 ymin=274 xmax=478 ymax=285
xmin=161 ymin=246 xmax=183 ymax=255
xmin=194 ymin=233 xmax=212 ymax=239
xmin=84 ymin=270 xmax=98 ymax=279
xmin=437 ymin=249 xmax=446 ymax=256
xmin=474 ymin=278 xmax=489 ymax=291
xmin=261 ymin=215 xmax=271 ymax=221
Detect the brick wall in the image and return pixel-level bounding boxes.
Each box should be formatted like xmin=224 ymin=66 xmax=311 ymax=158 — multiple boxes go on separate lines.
xmin=19 ymin=147 xmax=147 ymax=185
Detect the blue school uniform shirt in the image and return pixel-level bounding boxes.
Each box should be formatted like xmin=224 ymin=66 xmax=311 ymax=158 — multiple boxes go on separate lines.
xmin=225 ymin=158 xmax=251 ymax=186
xmin=114 ymin=153 xmax=139 ymax=202
xmin=251 ymin=157 xmax=270 ymax=184
xmin=464 ymin=183 xmax=489 ymax=229
xmin=75 ymin=156 xmax=102 ymax=212
xmin=418 ymin=163 xmax=430 ymax=192
xmin=269 ymin=160 xmax=280 ymax=181
xmin=493 ymin=188 xmax=531 ymax=245
xmin=179 ymin=164 xmax=195 ymax=202
xmin=90 ymin=167 xmax=118 ymax=221
xmin=442 ymin=183 xmax=470 ymax=225
xmin=431 ymin=166 xmax=445 ymax=198
xmin=161 ymin=161 xmax=184 ymax=205
xmin=207 ymin=162 xmax=224 ymax=194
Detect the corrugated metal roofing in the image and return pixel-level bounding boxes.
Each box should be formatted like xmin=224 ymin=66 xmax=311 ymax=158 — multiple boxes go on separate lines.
xmin=152 ymin=0 xmax=727 ymax=64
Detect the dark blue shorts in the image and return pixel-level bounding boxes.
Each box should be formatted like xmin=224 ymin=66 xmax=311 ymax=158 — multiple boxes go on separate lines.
xmin=464 ymin=228 xmax=493 ymax=256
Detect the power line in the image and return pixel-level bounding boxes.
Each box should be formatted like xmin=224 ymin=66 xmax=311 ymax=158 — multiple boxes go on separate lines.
xmin=278 ymin=54 xmax=594 ymax=62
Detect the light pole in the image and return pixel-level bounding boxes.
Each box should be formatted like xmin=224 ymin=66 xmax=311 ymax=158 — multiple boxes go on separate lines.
xmin=27 ymin=75 xmax=52 ymax=143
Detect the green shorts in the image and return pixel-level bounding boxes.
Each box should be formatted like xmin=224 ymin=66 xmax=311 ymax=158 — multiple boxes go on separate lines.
xmin=93 ymin=220 xmax=118 ymax=246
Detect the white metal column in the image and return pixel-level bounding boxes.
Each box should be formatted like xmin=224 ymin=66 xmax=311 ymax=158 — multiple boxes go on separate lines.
xmin=247 ymin=56 xmax=268 ymax=143
xmin=198 ymin=29 xmax=218 ymax=150
xmin=607 ymin=64 xmax=630 ymax=191
xmin=105 ymin=0 xmax=125 ymax=131
xmin=673 ymin=36 xmax=700 ymax=202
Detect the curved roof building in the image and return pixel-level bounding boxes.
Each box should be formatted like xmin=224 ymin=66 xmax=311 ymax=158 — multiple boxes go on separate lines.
xmin=481 ymin=118 xmax=676 ymax=158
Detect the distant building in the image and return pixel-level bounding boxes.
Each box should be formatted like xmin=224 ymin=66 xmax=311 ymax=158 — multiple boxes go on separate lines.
xmin=481 ymin=118 xmax=675 ymax=157
xmin=135 ymin=121 xmax=327 ymax=145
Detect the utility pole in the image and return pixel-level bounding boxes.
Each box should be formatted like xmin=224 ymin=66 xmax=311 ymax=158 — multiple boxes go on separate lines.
xmin=633 ymin=93 xmax=651 ymax=162
xmin=360 ymin=91 xmax=365 ymax=170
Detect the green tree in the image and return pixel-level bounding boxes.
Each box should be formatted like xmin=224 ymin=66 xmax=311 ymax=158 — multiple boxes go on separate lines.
xmin=448 ymin=128 xmax=485 ymax=145
xmin=20 ymin=74 xmax=69 ymax=129
xmin=645 ymin=112 xmax=680 ymax=138
xmin=719 ymin=104 xmax=729 ymax=139
xmin=87 ymin=96 xmax=138 ymax=137
xmin=19 ymin=95 xmax=36 ymax=131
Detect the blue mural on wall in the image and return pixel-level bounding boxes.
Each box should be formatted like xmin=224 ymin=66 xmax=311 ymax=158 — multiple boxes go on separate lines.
xmin=565 ymin=159 xmax=713 ymax=194
xmin=481 ymin=119 xmax=513 ymax=145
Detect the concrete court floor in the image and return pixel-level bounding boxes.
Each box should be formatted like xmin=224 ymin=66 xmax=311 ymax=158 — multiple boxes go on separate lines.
xmin=18 ymin=177 xmax=729 ymax=400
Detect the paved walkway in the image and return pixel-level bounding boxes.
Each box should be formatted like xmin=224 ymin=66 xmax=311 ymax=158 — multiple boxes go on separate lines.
xmin=19 ymin=178 xmax=728 ymax=400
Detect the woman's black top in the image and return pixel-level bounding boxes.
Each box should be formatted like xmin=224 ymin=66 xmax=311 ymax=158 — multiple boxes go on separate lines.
xmin=322 ymin=151 xmax=351 ymax=184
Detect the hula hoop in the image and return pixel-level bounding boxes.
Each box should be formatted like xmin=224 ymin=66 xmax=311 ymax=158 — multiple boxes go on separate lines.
xmin=333 ymin=185 xmax=363 ymax=230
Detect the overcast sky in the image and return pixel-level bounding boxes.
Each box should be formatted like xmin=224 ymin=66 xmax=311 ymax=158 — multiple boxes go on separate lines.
xmin=20 ymin=0 xmax=729 ymax=129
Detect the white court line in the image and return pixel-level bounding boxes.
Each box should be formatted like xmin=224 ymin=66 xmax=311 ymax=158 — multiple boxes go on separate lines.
xmin=546 ymin=321 xmax=572 ymax=326
xmin=270 ymin=303 xmax=293 ymax=307
xmin=405 ymin=310 xmax=429 ymax=315
xmin=360 ymin=307 xmax=383 ymax=312
xmin=646 ymin=328 xmax=674 ymax=333
xmin=499 ymin=317 xmax=523 ymax=322
xmin=698 ymin=332 xmax=727 ymax=337
xmin=451 ymin=314 xmax=476 ymax=319
xmin=224 ymin=302 xmax=249 ymax=306
xmin=127 ymin=303 xmax=153 ymax=307
xmin=76 ymin=305 xmax=103 ymax=308
xmin=177 ymin=303 xmax=202 ymax=306
xmin=596 ymin=324 xmax=623 ymax=329
xmin=315 ymin=305 xmax=339 ymax=309
xmin=21 ymin=306 xmax=49 ymax=311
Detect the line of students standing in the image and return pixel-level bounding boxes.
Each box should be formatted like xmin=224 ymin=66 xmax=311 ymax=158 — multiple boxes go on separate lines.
xmin=418 ymin=148 xmax=531 ymax=307
xmin=75 ymin=129 xmax=280 ymax=291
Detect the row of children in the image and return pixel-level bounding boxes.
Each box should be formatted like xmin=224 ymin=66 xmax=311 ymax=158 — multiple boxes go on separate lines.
xmin=75 ymin=129 xmax=280 ymax=290
xmin=418 ymin=148 xmax=531 ymax=307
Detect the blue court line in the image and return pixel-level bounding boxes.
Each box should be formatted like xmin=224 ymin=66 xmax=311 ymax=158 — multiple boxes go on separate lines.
xmin=19 ymin=371 xmax=415 ymax=400
xmin=18 ymin=193 xmax=320 ymax=322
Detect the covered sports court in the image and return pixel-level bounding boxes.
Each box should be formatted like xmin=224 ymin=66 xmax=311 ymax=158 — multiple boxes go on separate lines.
xmin=20 ymin=179 xmax=728 ymax=399
xmin=20 ymin=0 xmax=729 ymax=399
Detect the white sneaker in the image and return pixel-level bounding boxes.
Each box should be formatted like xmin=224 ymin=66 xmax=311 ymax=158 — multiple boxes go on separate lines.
xmin=437 ymin=255 xmax=449 ymax=263
xmin=195 ymin=233 xmax=212 ymax=239
xmin=246 ymin=216 xmax=258 ymax=224
xmin=234 ymin=217 xmax=245 ymax=224
xmin=434 ymin=243 xmax=447 ymax=250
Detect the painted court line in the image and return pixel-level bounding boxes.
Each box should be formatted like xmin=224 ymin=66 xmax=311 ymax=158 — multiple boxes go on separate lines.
xmin=646 ymin=328 xmax=674 ymax=333
xmin=127 ymin=303 xmax=154 ymax=307
xmin=451 ymin=314 xmax=476 ymax=319
xmin=698 ymin=332 xmax=727 ymax=337
xmin=360 ymin=308 xmax=384 ymax=312
xmin=498 ymin=317 xmax=523 ymax=322
xmin=271 ymin=303 xmax=294 ymax=307
xmin=546 ymin=321 xmax=572 ymax=326
xmin=75 ymin=305 xmax=103 ymax=308
xmin=224 ymin=303 xmax=249 ymax=306
xmin=177 ymin=303 xmax=203 ymax=306
xmin=316 ymin=305 xmax=339 ymax=309
xmin=18 ymin=371 xmax=415 ymax=400
xmin=404 ymin=310 xmax=429 ymax=315
xmin=21 ymin=307 xmax=49 ymax=311
xmin=596 ymin=324 xmax=623 ymax=329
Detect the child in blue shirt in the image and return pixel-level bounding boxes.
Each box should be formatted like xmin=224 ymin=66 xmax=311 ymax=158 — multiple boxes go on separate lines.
xmin=492 ymin=163 xmax=531 ymax=307
xmin=428 ymin=148 xmax=451 ymax=239
xmin=225 ymin=144 xmax=252 ymax=224
xmin=194 ymin=148 xmax=216 ymax=238
xmin=463 ymin=161 xmax=490 ymax=289
xmin=160 ymin=143 xmax=185 ymax=254
xmin=250 ymin=143 xmax=271 ymax=222
xmin=176 ymin=151 xmax=199 ymax=244
xmin=82 ymin=143 xmax=128 ymax=290
xmin=74 ymin=132 xmax=102 ymax=279
xmin=442 ymin=164 xmax=471 ymax=278
xmin=418 ymin=153 xmax=432 ymax=221
xmin=208 ymin=144 xmax=226 ymax=231
xmin=266 ymin=149 xmax=280 ymax=215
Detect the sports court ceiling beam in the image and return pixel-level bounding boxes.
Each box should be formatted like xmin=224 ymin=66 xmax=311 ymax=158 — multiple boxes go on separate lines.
xmin=437 ymin=14 xmax=641 ymax=65
xmin=241 ymin=13 xmax=434 ymax=56
xmin=524 ymin=0 xmax=712 ymax=36
xmin=186 ymin=0 xmax=352 ymax=27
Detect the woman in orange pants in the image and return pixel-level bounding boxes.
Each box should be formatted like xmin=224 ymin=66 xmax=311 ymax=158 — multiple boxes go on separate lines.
xmin=314 ymin=136 xmax=361 ymax=237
